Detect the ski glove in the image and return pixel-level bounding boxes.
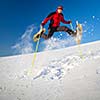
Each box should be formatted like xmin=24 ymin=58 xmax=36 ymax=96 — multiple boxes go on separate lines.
xmin=41 ymin=23 xmax=45 ymax=27
xmin=67 ymin=20 xmax=72 ymax=24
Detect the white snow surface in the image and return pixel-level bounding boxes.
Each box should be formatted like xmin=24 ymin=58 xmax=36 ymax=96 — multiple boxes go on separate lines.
xmin=0 ymin=40 xmax=100 ymax=100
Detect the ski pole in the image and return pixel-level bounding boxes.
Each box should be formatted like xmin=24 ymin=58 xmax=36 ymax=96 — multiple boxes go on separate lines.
xmin=32 ymin=35 xmax=40 ymax=67
xmin=27 ymin=35 xmax=40 ymax=76
xmin=32 ymin=25 xmax=43 ymax=66
xmin=76 ymin=21 xmax=84 ymax=59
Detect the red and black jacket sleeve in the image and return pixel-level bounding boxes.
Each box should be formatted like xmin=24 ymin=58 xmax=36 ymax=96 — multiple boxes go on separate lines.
xmin=61 ymin=13 xmax=71 ymax=24
xmin=41 ymin=12 xmax=55 ymax=26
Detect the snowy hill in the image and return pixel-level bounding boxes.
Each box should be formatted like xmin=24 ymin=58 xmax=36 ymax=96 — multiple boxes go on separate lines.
xmin=0 ymin=40 xmax=100 ymax=100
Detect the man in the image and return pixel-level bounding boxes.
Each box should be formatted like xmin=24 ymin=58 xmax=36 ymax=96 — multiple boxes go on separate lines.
xmin=39 ymin=6 xmax=76 ymax=40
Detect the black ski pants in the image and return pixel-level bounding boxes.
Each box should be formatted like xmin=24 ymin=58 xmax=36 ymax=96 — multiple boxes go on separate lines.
xmin=41 ymin=26 xmax=74 ymax=39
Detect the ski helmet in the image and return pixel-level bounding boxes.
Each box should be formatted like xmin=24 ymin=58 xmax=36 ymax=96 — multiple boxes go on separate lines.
xmin=57 ymin=6 xmax=63 ymax=10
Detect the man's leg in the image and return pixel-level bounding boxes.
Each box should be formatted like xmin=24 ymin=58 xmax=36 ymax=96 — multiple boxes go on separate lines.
xmin=56 ymin=26 xmax=76 ymax=36
xmin=41 ymin=28 xmax=55 ymax=40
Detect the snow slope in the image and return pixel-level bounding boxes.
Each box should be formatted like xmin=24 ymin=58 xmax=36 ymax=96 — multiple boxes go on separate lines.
xmin=0 ymin=40 xmax=100 ymax=100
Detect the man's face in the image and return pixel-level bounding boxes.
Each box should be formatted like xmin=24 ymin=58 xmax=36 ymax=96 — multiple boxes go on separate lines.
xmin=57 ymin=9 xmax=63 ymax=13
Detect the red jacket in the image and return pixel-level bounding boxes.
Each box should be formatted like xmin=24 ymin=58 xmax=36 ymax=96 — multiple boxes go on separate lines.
xmin=41 ymin=11 xmax=71 ymax=28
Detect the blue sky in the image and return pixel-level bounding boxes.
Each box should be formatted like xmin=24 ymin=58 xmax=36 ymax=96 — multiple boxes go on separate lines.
xmin=0 ymin=0 xmax=100 ymax=57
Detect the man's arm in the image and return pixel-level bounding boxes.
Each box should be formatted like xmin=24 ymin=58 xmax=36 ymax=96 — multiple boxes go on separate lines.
xmin=61 ymin=14 xmax=71 ymax=24
xmin=41 ymin=12 xmax=55 ymax=26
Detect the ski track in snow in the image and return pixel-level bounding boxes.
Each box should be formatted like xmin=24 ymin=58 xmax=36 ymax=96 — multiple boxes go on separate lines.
xmin=32 ymin=48 xmax=100 ymax=80
xmin=33 ymin=55 xmax=81 ymax=80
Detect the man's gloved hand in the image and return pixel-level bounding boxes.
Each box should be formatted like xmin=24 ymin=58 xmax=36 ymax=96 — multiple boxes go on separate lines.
xmin=41 ymin=22 xmax=45 ymax=29
xmin=67 ymin=20 xmax=72 ymax=24
xmin=41 ymin=22 xmax=45 ymax=27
